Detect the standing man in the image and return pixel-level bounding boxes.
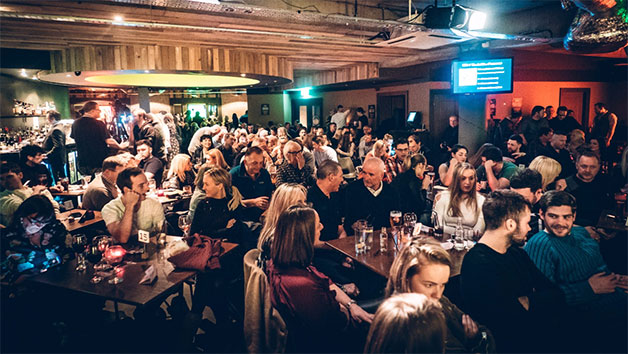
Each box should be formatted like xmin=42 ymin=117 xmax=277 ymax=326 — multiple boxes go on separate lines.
xmin=71 ymin=101 xmax=127 ymax=176
xmin=384 ymin=138 xmax=409 ymax=183
xmin=590 ymin=102 xmax=618 ymax=147
xmin=545 ymin=105 xmax=555 ymax=120
xmin=330 ymin=105 xmax=347 ymax=129
xmin=549 ymin=106 xmax=581 ymax=136
xmin=441 ymin=115 xmax=459 ymax=151
xmin=311 ymin=136 xmax=338 ymax=166
xmin=275 ymin=141 xmax=315 ymax=188
xmin=460 ymin=190 xmax=565 ymax=353
xmin=42 ymin=110 xmax=66 ymax=182
xmin=131 ymin=109 xmax=166 ymax=162
xmin=82 ymin=156 xmax=125 ymax=211
xmin=519 ymin=105 xmax=550 ymax=146
xmin=525 ymin=191 xmax=627 ymax=352
xmin=230 ymin=146 xmax=274 ymax=222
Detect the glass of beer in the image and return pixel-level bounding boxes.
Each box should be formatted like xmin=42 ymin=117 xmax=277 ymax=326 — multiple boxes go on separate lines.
xmin=390 ymin=210 xmax=402 ymax=228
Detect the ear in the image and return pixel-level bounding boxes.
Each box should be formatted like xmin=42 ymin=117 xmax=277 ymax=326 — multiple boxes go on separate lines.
xmin=538 ymin=209 xmax=545 ymax=221
xmin=505 ymin=218 xmax=517 ymax=231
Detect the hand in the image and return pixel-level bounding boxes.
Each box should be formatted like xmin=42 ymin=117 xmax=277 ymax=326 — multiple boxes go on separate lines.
xmin=512 ymin=152 xmax=526 ymax=158
xmin=555 ymin=178 xmax=567 ymax=191
xmin=462 ymin=314 xmax=479 ymax=339
xmin=348 ymin=303 xmax=374 ymax=324
xmin=226 ymin=219 xmax=236 ymax=229
xmin=121 ymin=190 xmax=141 ymax=208
xmin=342 ymin=283 xmax=360 ymax=297
xmin=120 ymin=141 xmax=129 ymax=149
xmin=616 ymin=275 xmax=628 ymax=291
xmin=49 ymin=184 xmax=64 ymax=193
xmin=296 ymin=153 xmax=305 ymax=169
xmin=483 ymin=159 xmax=495 ymax=171
xmin=589 ymin=272 xmax=619 ymax=294
xmin=254 ymin=196 xmax=269 ymax=210
xmin=422 ymin=174 xmax=432 ymax=190
xmin=585 ymin=226 xmax=601 ymax=242
xmin=32 ymin=185 xmax=47 ymax=195
xmin=449 ymin=158 xmax=460 ymax=167
xmin=518 ymin=296 xmax=530 ymax=310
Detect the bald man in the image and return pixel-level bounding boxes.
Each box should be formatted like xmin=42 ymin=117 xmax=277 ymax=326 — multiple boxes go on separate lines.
xmin=275 ymin=140 xmax=316 ymax=187
xmin=343 ymin=157 xmax=399 ymax=234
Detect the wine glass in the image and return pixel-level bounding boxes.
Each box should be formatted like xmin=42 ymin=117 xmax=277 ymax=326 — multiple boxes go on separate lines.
xmin=72 ymin=234 xmax=88 ymax=271
xmin=389 ymin=210 xmax=402 ymax=228
xmin=431 ymin=210 xmax=443 ymax=241
xmin=404 ymin=212 xmax=418 ymax=233
xmin=92 ymin=236 xmax=113 ymax=271
xmin=178 ymin=214 xmax=192 ymax=236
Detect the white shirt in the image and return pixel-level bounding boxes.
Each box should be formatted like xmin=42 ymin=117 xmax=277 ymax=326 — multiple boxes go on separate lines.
xmin=433 ymin=190 xmax=485 ymax=234
xmin=331 ymin=111 xmax=348 ymax=128
xmin=366 ymin=182 xmax=383 ymax=197
xmin=101 ymin=196 xmax=165 ymax=236
xmin=313 ymin=145 xmax=338 ymax=166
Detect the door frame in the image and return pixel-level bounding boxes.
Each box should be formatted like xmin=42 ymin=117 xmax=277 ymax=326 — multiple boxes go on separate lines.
xmin=429 ymin=89 xmax=459 ymax=133
xmin=376 ymin=91 xmax=408 ymax=129
xmin=291 ymin=97 xmax=323 ymax=128
xmin=559 ymin=88 xmax=590 ymax=128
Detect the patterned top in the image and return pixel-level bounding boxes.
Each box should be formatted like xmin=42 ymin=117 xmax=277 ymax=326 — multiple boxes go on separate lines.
xmin=384 ymin=155 xmax=405 ymax=184
xmin=275 ymin=161 xmax=315 ymax=188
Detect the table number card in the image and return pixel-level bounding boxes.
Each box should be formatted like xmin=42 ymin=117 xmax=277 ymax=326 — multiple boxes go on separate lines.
xmin=138 ymin=230 xmax=150 ymax=244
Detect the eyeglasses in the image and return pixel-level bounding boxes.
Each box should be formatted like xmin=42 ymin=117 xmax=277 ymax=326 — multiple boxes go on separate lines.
xmin=287 ymin=150 xmax=303 ymax=155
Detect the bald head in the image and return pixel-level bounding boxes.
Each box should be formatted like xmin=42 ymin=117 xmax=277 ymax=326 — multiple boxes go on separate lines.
xmin=361 ymin=157 xmax=385 ymax=190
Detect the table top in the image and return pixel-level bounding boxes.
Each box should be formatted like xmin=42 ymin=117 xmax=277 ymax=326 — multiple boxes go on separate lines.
xmin=597 ymin=210 xmax=628 ymax=232
xmin=326 ymin=232 xmax=468 ymax=278
xmin=57 ymin=209 xmax=104 ymax=233
xmin=29 ymin=238 xmax=238 ymax=307
xmin=52 ymin=187 xmax=86 ymax=197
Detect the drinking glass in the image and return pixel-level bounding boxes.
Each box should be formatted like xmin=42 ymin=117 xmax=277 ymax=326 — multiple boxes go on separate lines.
xmin=363 ymin=225 xmax=374 ymax=251
xmin=379 ymin=227 xmax=388 ymax=252
xmin=431 ymin=210 xmax=443 ymax=241
xmin=389 ymin=210 xmax=402 ymax=228
xmin=403 ymin=212 xmax=417 ymax=229
xmin=453 ymin=225 xmax=465 ymax=251
xmin=82 ymin=175 xmax=92 ymax=188
xmin=178 ymin=215 xmax=192 ymax=236
xmin=463 ymin=229 xmax=474 ymax=250
xmin=72 ymin=234 xmax=88 ymax=271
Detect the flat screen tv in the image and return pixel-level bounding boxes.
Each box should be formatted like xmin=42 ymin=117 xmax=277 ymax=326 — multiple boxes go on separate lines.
xmin=406 ymin=111 xmax=418 ymax=123
xmin=451 ymin=58 xmax=513 ymax=94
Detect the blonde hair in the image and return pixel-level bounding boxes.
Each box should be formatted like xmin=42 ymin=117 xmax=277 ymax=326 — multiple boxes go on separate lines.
xmin=257 ymin=184 xmax=307 ymax=250
xmin=167 ymin=154 xmax=191 ymax=182
xmin=203 ymin=166 xmax=242 ymax=209
xmin=529 ymin=156 xmax=561 ymax=190
xmin=386 ymin=240 xmax=452 ymax=296
xmin=447 ymin=163 xmax=480 ymax=220
xmin=364 ymin=293 xmax=446 ymax=354
xmin=371 ymin=140 xmax=386 ymax=158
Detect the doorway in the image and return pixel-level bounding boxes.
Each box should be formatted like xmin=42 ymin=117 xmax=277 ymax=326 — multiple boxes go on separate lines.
xmin=559 ymin=88 xmax=590 ymax=129
xmin=429 ymin=89 xmax=459 ymax=145
xmin=377 ymin=92 xmax=407 ymax=132
xmin=291 ymin=98 xmax=323 ymax=128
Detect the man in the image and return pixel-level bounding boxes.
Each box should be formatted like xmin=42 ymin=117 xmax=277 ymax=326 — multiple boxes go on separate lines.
xmin=358 ymin=127 xmax=374 ymax=160
xmin=307 ymin=160 xmax=346 ymax=242
xmin=510 ymin=168 xmax=544 ymax=238
xmin=0 ymin=162 xmax=59 ymax=227
xmin=564 ymin=150 xmax=613 ymax=227
xmin=590 ymin=102 xmax=618 ymax=147
xmin=136 ymin=139 xmax=164 ymax=186
xmin=343 ymin=158 xmax=399 ymax=234
xmin=102 ymin=167 xmax=165 ymax=244
xmin=441 ymin=115 xmax=459 ymax=150
xmin=71 ymin=101 xmax=126 ymax=175
xmin=355 ymin=107 xmax=369 ymax=130
xmin=217 ymin=133 xmax=236 ymax=167
xmin=539 ymin=131 xmax=575 ymax=178
xmin=384 ymin=138 xmax=409 ymax=183
xmin=82 ymin=156 xmax=125 ymax=211
xmin=549 ymin=106 xmax=581 ymax=135
xmin=326 ymin=122 xmax=338 ymax=148
xmin=311 ymin=136 xmax=338 ymax=166
xmin=275 ymin=140 xmax=315 ymax=188
xmin=460 ymin=190 xmax=565 ymax=353
xmin=19 ymin=145 xmax=53 ymax=187
xmin=132 ymin=109 xmax=166 ymax=162
xmin=519 ymin=105 xmax=550 ymax=146
xmin=544 ymin=105 xmax=555 ymax=120
xmin=476 ymin=146 xmax=518 ymax=191
xmin=525 ymin=191 xmax=627 ymax=352
xmin=527 ymin=127 xmax=553 ymax=159
xmin=330 ymin=105 xmax=347 ymax=129
xmin=505 ymin=134 xmax=531 ymax=166
xmin=230 ymin=146 xmax=274 ymax=222
xmin=42 ymin=110 xmax=66 ymax=182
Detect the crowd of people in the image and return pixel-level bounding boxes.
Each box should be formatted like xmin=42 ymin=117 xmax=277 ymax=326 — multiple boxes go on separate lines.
xmin=1 ymin=99 xmax=627 ymax=353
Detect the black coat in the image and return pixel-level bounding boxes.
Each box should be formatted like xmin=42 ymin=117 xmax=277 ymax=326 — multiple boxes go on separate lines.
xmin=342 ymin=180 xmax=399 ymax=234
xmin=392 ymin=170 xmax=431 ymax=219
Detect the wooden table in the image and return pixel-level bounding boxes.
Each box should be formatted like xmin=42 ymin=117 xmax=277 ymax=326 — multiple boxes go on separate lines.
xmin=29 ymin=238 xmax=238 ymax=309
xmin=57 ymin=209 xmax=104 ymax=233
xmin=597 ymin=210 xmax=628 ymax=233
xmin=326 ymin=233 xmax=468 ymax=278
xmin=52 ymin=187 xmax=86 ymax=206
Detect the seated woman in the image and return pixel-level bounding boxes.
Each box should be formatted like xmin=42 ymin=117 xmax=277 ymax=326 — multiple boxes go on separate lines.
xmin=365 ymin=140 xmax=387 ymax=162
xmin=364 ymin=293 xmax=446 ymax=354
xmin=192 ymin=134 xmax=213 ymax=170
xmin=164 ymin=154 xmax=195 ymax=190
xmin=385 ymin=240 xmax=494 ymax=353
xmin=438 ymin=144 xmax=468 ymax=187
xmin=1 ymin=195 xmax=69 ymax=283
xmin=529 ymin=155 xmax=562 ymax=191
xmin=433 ymin=163 xmax=485 ymax=234
xmin=335 ymin=131 xmax=356 ymax=160
xmin=392 ymin=154 xmax=433 ymax=224
xmin=267 ymin=205 xmax=373 ymax=353
xmin=206 ymin=148 xmax=230 ymax=170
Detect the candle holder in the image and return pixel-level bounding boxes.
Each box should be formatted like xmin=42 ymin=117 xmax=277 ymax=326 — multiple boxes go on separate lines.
xmin=104 ymin=245 xmax=126 ymax=284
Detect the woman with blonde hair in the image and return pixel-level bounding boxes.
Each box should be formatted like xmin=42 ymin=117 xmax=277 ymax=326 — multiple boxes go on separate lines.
xmin=364 ymin=293 xmax=446 ymax=354
xmin=206 ymin=148 xmax=229 ymax=169
xmin=366 ymin=140 xmax=387 ymax=161
xmin=164 ymin=154 xmax=195 ymax=190
xmin=384 ymin=240 xmax=494 ymax=353
xmin=433 ymin=163 xmax=485 ymax=234
xmin=529 ymin=155 xmax=562 ymax=190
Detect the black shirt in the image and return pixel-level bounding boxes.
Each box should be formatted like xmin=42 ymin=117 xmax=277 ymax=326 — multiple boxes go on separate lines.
xmin=139 ymin=156 xmax=164 ymax=186
xmin=71 ymin=116 xmax=111 ymax=170
xmin=307 ymin=183 xmax=342 ymax=241
xmin=218 ymin=144 xmax=236 ymax=168
xmin=391 ymin=170 xmax=431 ymax=218
xmin=342 ymin=180 xmax=399 ymax=234
xmin=549 ymin=116 xmax=582 ymax=135
xmin=565 ymin=174 xmax=613 ymax=226
xmin=230 ymin=162 xmax=274 ymax=222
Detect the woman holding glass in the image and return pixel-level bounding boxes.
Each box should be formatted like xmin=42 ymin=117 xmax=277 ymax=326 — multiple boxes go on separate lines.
xmin=433 ymin=163 xmax=485 ymax=235
xmin=392 ymin=154 xmax=433 ymax=224
xmin=267 ymin=205 xmax=373 ymax=353
xmin=438 ymin=144 xmax=468 ymax=187
xmin=386 ymin=240 xmax=494 ymax=353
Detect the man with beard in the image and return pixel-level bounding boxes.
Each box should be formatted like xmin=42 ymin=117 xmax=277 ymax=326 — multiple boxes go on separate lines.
xmin=460 ymin=190 xmax=565 ymax=353
xmin=525 ymin=191 xmax=627 ymax=352
xmin=102 ymin=167 xmax=165 ymax=244
xmin=505 ymin=134 xmax=531 ymax=166
xmin=510 ymin=168 xmax=544 ymax=239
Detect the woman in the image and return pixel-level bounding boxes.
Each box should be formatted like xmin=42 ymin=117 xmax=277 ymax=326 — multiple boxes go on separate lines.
xmin=438 ymin=144 xmax=468 ymax=187
xmin=163 ymin=113 xmax=181 ymax=163
xmin=385 ymin=240 xmax=494 ymax=353
xmin=206 ymin=148 xmax=229 ymax=170
xmin=164 ymin=154 xmax=195 ymax=190
xmin=335 ymin=131 xmax=355 ymax=159
xmin=468 ymin=143 xmax=494 ymax=169
xmin=586 ymin=136 xmax=603 ymax=160
xmin=1 ymin=195 xmax=69 ymax=283
xmin=392 ymin=154 xmax=433 ymax=224
xmin=568 ymin=129 xmax=586 ymax=159
xmin=364 ymin=293 xmax=446 ymax=354
xmin=433 ymin=163 xmax=485 ymax=234
xmin=529 ymin=155 xmax=562 ymax=191
xmin=366 ymin=140 xmax=387 ymax=161
xmin=266 ymin=205 xmax=373 ymax=353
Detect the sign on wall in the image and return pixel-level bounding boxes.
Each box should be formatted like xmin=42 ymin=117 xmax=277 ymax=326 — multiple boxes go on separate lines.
xmin=261 ymin=104 xmax=270 ymax=116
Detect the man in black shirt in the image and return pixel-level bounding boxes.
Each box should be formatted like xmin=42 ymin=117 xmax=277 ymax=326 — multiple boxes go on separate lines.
xmin=71 ymin=101 xmax=127 ymax=176
xmin=42 ymin=110 xmax=66 ymax=182
xmin=132 ymin=109 xmax=166 ymax=162
xmin=539 ymin=131 xmax=575 ymax=179
xmin=229 ymin=146 xmax=274 ymax=222
xmin=136 ymin=139 xmax=164 ymax=186
xmin=19 ymin=145 xmax=53 ymax=187
xmin=460 ymin=190 xmax=565 ymax=352
xmin=308 ymin=160 xmax=346 ymax=241
xmin=217 ymin=133 xmax=236 ymax=167
xmin=549 ymin=106 xmax=582 ymax=136
xmin=509 ymin=168 xmax=544 ymax=239
xmin=505 ymin=134 xmax=531 ymax=166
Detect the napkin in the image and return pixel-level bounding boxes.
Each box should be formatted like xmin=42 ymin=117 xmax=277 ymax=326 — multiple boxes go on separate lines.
xmin=139 ymin=265 xmax=157 ymax=284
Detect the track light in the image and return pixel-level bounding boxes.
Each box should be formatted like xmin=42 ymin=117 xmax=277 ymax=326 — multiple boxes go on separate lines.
xmin=424 ymin=5 xmax=486 ymax=31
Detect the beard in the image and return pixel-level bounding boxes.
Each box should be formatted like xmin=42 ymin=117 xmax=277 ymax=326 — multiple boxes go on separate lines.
xmin=508 ymin=225 xmax=527 ymax=247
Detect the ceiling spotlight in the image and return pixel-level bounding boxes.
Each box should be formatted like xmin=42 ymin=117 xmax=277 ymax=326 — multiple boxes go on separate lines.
xmin=113 ymin=15 xmax=124 ymax=22
xmin=240 ymin=73 xmax=246 ymax=77
xmin=424 ymin=5 xmax=487 ymax=31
